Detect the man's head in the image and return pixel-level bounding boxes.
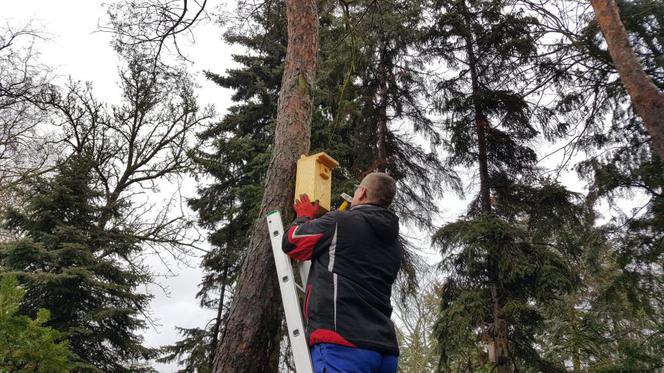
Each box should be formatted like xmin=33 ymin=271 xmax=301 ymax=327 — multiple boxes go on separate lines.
xmin=351 ymin=172 xmax=397 ymax=208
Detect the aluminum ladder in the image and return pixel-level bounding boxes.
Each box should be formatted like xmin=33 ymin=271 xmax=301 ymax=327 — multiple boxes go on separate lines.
xmin=267 ymin=210 xmax=313 ymax=373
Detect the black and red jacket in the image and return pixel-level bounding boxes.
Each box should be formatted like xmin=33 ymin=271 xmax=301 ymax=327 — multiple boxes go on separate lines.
xmin=282 ymin=204 xmax=401 ymax=356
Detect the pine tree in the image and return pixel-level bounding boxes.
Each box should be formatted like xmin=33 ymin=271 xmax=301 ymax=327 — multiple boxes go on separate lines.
xmin=211 ymin=0 xmax=321 ymax=367
xmin=547 ymin=0 xmax=664 ymax=371
xmin=159 ymin=2 xmax=289 ymax=371
xmin=0 ymin=153 xmax=155 ymax=371
xmin=568 ymin=4 xmax=664 ymax=362
xmin=589 ymin=0 xmax=664 ymax=160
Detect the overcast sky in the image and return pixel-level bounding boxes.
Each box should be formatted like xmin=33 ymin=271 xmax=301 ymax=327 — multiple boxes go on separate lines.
xmin=3 ymin=1 xmax=651 ymax=372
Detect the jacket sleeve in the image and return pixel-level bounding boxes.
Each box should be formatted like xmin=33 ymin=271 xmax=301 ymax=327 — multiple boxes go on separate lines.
xmin=282 ymin=211 xmax=338 ymax=261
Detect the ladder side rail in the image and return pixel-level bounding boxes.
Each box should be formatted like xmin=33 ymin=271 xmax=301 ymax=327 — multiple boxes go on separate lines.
xmin=267 ymin=211 xmax=314 ymax=373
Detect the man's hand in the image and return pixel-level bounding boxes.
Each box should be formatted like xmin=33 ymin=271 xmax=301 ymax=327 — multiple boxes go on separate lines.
xmin=294 ymin=194 xmax=320 ymax=219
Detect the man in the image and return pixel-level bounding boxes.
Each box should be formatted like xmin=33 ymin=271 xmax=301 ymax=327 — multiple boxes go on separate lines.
xmin=282 ymin=172 xmax=401 ymax=373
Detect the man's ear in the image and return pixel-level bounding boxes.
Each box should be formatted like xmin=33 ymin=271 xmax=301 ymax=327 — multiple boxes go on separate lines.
xmin=359 ymin=186 xmax=368 ymax=201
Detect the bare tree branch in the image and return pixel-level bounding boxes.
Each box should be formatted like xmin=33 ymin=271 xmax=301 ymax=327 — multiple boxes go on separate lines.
xmin=101 ymin=0 xmax=210 ymax=71
xmin=0 ymin=20 xmax=57 ymax=206
xmin=43 ymin=53 xmax=212 ymax=266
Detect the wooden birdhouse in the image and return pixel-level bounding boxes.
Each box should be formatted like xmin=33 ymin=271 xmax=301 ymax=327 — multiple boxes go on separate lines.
xmin=294 ymin=152 xmax=339 ymax=212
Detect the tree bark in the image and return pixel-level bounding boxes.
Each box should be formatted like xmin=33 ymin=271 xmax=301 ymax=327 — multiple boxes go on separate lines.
xmin=211 ymin=0 xmax=320 ymax=371
xmin=590 ymin=0 xmax=664 ymax=160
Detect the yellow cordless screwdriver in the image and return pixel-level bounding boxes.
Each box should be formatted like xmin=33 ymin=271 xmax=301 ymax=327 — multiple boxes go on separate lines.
xmin=338 ymin=192 xmax=353 ymax=211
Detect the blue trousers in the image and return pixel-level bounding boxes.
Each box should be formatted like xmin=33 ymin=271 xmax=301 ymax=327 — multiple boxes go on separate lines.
xmin=311 ymin=343 xmax=398 ymax=373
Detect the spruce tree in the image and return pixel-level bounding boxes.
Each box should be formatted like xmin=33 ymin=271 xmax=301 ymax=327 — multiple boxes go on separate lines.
xmin=0 ymin=275 xmax=73 ymax=371
xmin=423 ymin=0 xmax=580 ymax=370
xmin=315 ymin=0 xmax=459 ymax=227
xmin=0 ymin=153 xmax=155 ymax=371
xmin=434 ymin=182 xmax=592 ymax=372
xmin=452 ymin=1 xmax=664 ymax=369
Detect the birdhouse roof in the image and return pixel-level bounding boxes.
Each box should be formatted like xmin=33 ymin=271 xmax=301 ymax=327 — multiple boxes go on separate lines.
xmin=310 ymin=152 xmax=339 ymax=169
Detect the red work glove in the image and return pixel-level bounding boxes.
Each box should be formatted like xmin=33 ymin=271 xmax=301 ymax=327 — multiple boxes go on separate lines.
xmin=294 ymin=194 xmax=320 ymax=219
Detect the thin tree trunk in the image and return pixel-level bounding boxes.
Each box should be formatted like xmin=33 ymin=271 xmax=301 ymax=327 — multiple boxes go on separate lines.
xmin=375 ymin=46 xmax=390 ymax=173
xmin=376 ymin=82 xmax=389 ymax=172
xmin=461 ymin=13 xmax=491 ymax=215
xmin=208 ymin=266 xmax=228 ymax=371
xmin=590 ymin=0 xmax=664 ymax=160
xmin=489 ymin=283 xmax=508 ymax=372
xmin=459 ymin=1 xmax=507 ymax=370
xmin=476 ymin=115 xmax=491 ymax=214
xmin=211 ymin=0 xmax=320 ymax=371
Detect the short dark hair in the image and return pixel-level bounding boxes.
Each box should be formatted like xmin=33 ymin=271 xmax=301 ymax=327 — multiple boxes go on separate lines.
xmin=361 ymin=172 xmax=397 ymax=208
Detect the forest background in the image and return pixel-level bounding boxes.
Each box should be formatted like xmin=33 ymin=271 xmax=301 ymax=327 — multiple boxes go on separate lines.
xmin=1 ymin=0 xmax=662 ymax=372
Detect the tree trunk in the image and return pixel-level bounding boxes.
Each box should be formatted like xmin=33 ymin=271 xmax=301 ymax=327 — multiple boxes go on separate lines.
xmin=209 ymin=266 xmax=228 ymax=371
xmin=590 ymin=0 xmax=664 ymax=160
xmin=376 ymin=69 xmax=389 ymax=172
xmin=376 ymin=95 xmax=389 ymax=172
xmin=459 ymin=1 xmax=506 ymax=370
xmin=476 ymin=115 xmax=491 ymax=214
xmin=211 ymin=0 xmax=320 ymax=371
xmin=489 ymin=282 xmax=508 ymax=373
xmin=461 ymin=12 xmax=491 ymax=215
